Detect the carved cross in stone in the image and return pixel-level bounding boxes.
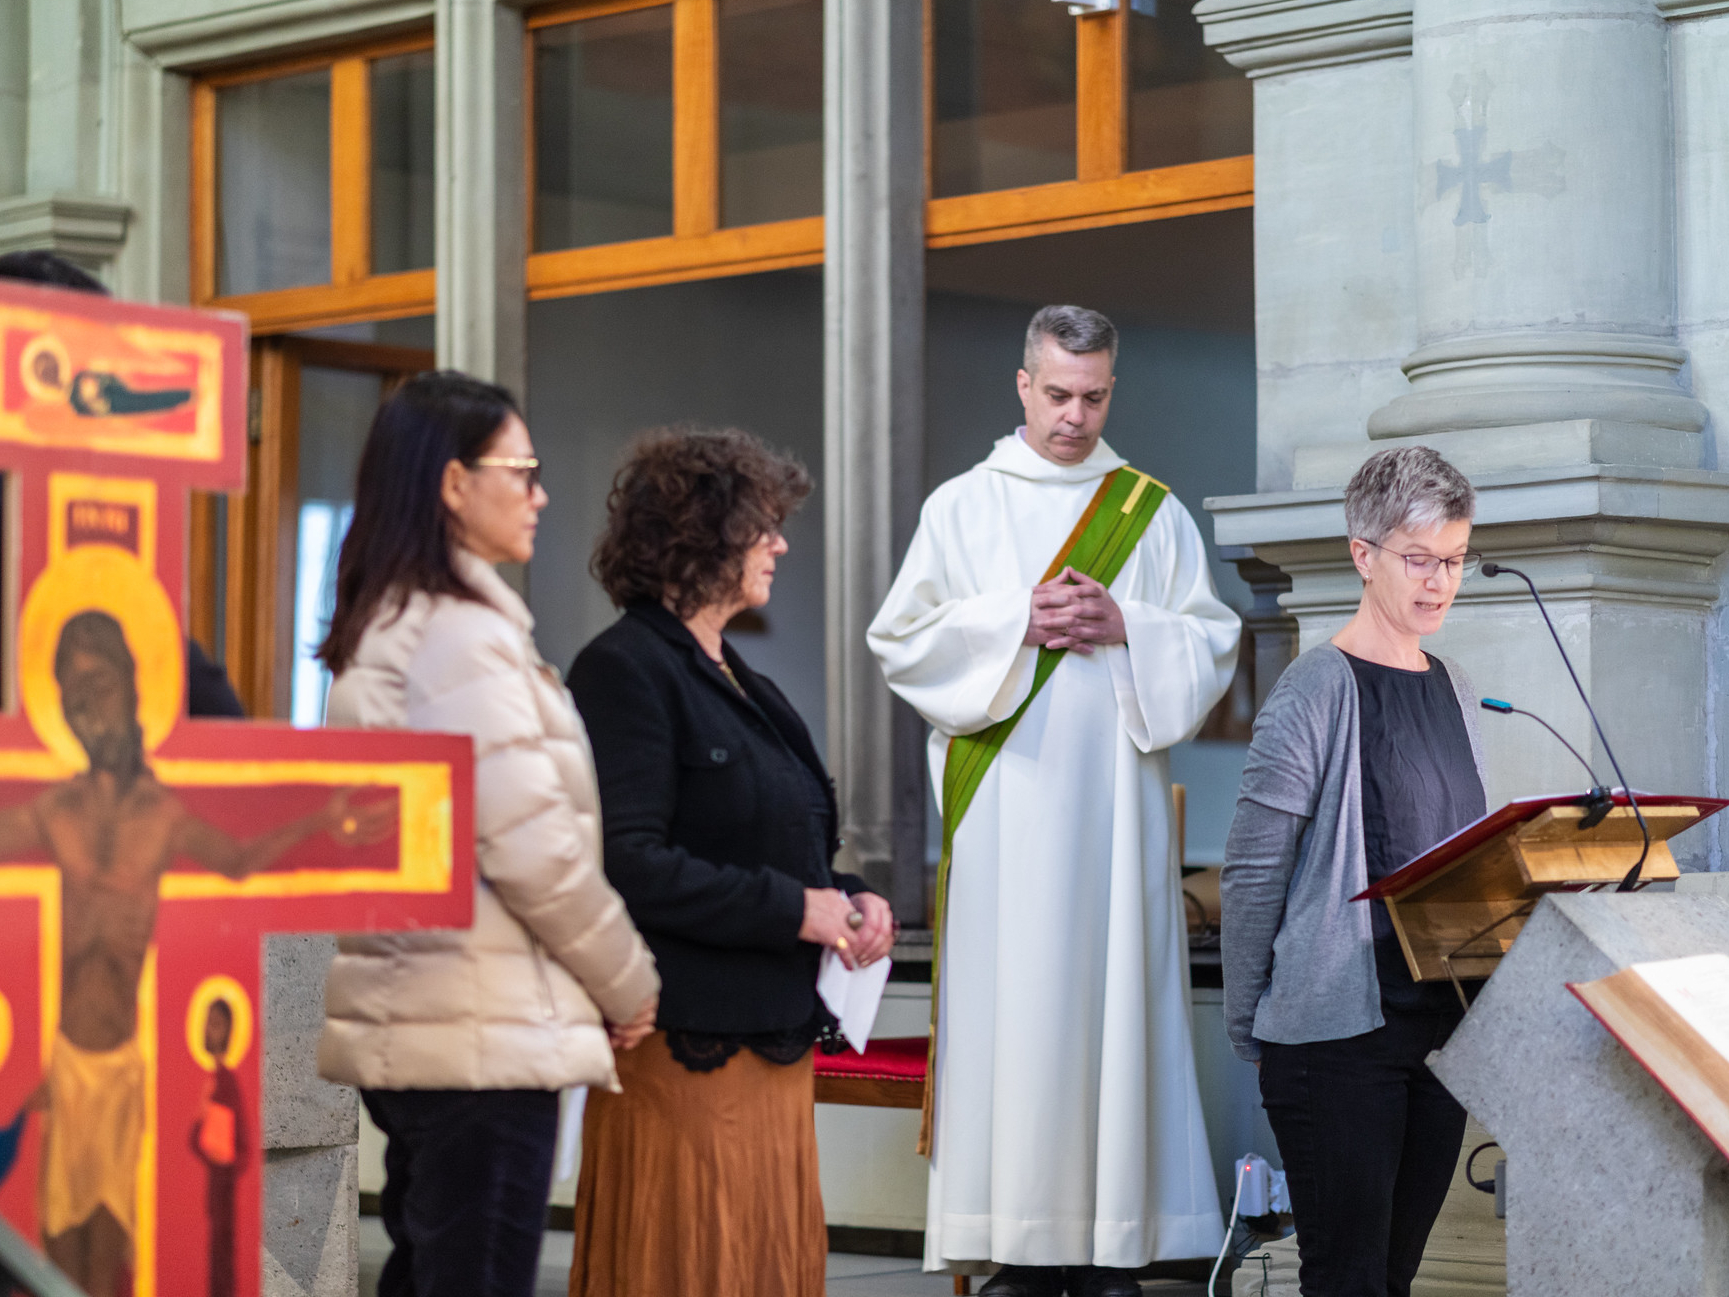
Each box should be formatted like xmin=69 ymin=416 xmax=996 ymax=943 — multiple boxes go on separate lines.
xmin=0 ymin=280 xmax=473 ymax=1297
xmin=1439 ymin=123 xmax=1513 ymax=226
xmin=1435 ymin=71 xmax=1567 ymax=276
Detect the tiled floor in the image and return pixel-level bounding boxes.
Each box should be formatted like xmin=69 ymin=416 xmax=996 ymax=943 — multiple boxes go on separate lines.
xmin=358 ymin=1219 xmax=1212 ymax=1295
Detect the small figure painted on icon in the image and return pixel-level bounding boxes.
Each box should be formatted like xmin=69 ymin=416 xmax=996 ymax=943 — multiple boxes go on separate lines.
xmin=190 ymin=989 xmax=248 ymax=1297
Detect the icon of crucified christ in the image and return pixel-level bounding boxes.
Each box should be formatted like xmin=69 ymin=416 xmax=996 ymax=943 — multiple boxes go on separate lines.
xmin=0 ymin=610 xmax=392 ymax=1297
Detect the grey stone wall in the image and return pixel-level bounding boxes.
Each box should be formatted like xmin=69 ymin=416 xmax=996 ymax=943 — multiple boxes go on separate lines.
xmin=262 ymin=936 xmax=359 ymax=1297
xmin=0 ymin=4 xmax=27 ymax=198
xmin=1249 ymin=55 xmax=1415 ymax=494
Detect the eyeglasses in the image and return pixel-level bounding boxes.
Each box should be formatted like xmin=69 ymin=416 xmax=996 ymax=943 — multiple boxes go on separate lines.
xmin=472 ymin=456 xmax=541 ymax=493
xmin=1363 ymin=539 xmax=1481 ymax=580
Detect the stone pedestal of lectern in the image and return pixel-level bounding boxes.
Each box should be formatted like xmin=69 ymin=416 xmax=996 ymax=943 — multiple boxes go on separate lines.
xmin=1430 ymin=892 xmax=1729 ymax=1297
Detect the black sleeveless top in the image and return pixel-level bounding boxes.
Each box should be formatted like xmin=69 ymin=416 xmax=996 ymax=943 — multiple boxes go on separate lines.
xmin=1345 ymin=651 xmax=1486 ymax=1014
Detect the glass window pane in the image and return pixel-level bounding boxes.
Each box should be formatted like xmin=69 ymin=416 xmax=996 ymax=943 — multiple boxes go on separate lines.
xmin=293 ymin=364 xmax=383 ymax=727
xmin=533 ymin=8 xmax=675 ymax=252
xmin=932 ymin=0 xmax=1077 ymax=199
xmin=524 ymin=271 xmax=826 ymax=744
xmin=217 ymin=69 xmax=332 ymax=295
xmin=371 ymin=50 xmax=436 ymax=274
xmin=719 ymin=0 xmax=823 ymax=227
xmin=1127 ymin=0 xmax=1252 ymax=172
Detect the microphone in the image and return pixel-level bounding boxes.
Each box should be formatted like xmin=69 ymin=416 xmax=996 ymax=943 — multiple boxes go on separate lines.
xmin=1479 ymin=697 xmax=1614 ymax=830
xmin=1478 ymin=561 xmax=1650 ymax=889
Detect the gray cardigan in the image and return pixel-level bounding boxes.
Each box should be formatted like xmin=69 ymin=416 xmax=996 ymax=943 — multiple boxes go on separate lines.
xmin=1219 ymin=644 xmax=1487 ymax=1062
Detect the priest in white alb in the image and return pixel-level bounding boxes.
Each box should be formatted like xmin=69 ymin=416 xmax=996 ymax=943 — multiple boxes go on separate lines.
xmin=868 ymin=306 xmax=1240 ymax=1297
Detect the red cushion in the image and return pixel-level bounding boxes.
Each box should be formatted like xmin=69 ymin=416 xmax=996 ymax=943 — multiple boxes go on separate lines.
xmin=812 ymin=1036 xmax=928 ymax=1082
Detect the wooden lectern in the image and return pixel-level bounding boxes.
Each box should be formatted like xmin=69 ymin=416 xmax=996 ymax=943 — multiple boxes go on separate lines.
xmin=1355 ymin=794 xmax=1728 ymax=993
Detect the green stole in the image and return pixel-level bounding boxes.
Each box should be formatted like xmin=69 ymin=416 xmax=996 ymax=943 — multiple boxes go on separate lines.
xmin=918 ymin=465 xmax=1168 ymax=1155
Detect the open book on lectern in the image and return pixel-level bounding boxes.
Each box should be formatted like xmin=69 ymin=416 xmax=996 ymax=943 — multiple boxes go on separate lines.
xmin=1572 ymin=954 xmax=1729 ymax=1162
xmin=1351 ymin=793 xmax=1728 ymax=987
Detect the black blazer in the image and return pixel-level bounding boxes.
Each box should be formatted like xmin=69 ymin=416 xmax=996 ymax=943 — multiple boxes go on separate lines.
xmin=568 ymin=602 xmax=868 ymax=1036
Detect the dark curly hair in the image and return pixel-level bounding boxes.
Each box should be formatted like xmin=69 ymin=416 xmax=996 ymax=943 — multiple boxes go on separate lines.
xmin=593 ymin=427 xmax=811 ymax=618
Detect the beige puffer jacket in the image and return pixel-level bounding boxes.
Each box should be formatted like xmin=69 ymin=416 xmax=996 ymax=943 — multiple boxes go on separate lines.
xmin=317 ymin=550 xmax=658 ymax=1092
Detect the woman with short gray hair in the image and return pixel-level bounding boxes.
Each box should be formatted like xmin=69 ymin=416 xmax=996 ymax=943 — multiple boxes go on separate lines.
xmin=1221 ymin=445 xmax=1486 ymax=1297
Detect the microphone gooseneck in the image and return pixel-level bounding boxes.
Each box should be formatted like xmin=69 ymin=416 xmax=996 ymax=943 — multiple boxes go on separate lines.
xmin=1479 ymin=697 xmax=1615 ymax=830
xmin=1479 ymin=698 xmax=1602 ymax=787
xmin=1479 ymin=562 xmax=1651 ymax=888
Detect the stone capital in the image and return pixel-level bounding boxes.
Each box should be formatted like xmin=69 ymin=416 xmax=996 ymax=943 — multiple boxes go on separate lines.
xmin=0 ymin=192 xmax=131 ymax=270
xmin=1193 ymin=0 xmax=1412 ymax=77
xmin=122 ymin=0 xmax=433 ymax=69
xmin=1211 ymin=463 xmax=1729 ymax=540
xmin=1209 ymin=464 xmax=1729 ymax=617
xmin=1655 ymin=0 xmax=1729 ymax=16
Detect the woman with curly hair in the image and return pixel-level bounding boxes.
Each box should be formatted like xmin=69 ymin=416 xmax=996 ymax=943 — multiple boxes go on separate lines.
xmin=565 ymin=426 xmax=895 ymax=1297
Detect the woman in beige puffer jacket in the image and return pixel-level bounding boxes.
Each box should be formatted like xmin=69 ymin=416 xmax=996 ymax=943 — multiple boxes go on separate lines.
xmin=314 ymin=371 xmax=657 ymax=1297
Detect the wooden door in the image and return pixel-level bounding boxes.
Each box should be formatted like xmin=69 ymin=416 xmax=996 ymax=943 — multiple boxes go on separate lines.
xmin=189 ymin=338 xmax=433 ymax=717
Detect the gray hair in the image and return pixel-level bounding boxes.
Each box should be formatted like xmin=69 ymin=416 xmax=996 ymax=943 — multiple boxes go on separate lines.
xmin=1344 ymin=445 xmax=1475 ymax=544
xmin=1023 ymin=305 xmax=1118 ymax=374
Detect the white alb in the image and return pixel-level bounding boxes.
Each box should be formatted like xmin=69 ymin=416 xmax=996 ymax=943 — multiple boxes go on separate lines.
xmin=869 ymin=433 xmax=1238 ymax=1270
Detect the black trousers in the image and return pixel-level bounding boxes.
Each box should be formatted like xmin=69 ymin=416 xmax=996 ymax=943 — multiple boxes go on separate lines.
xmin=363 ymin=1088 xmax=560 ymax=1297
xmin=1258 ymin=1010 xmax=1466 ymax=1297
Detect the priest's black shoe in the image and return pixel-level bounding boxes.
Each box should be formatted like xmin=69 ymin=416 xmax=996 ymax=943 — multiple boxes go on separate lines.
xmin=1064 ymin=1265 xmax=1143 ymax=1297
xmin=978 ymin=1265 xmax=1067 ymax=1297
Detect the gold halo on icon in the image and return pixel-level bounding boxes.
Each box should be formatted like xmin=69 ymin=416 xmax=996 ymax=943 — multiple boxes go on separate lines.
xmin=186 ymin=976 xmax=252 ymax=1073
xmin=20 ymin=334 xmax=72 ymax=403
xmin=18 ymin=546 xmax=184 ymax=768
xmin=0 ymin=991 xmax=11 ymax=1075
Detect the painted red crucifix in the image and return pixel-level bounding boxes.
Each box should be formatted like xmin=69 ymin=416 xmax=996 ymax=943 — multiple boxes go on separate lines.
xmin=0 ymin=280 xmax=474 ymax=1297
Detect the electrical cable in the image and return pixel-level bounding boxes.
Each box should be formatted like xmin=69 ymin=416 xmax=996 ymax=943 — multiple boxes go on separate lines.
xmin=1209 ymin=1160 xmax=1250 ymax=1297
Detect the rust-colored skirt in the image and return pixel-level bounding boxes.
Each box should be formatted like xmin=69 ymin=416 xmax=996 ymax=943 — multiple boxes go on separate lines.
xmin=568 ymin=1031 xmax=826 ymax=1297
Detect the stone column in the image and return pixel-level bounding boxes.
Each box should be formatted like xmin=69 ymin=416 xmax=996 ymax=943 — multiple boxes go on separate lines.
xmin=1346 ymin=0 xmax=1710 ymax=475
xmin=0 ymin=0 xmax=131 ymax=280
xmin=1219 ymin=547 xmax=1296 ymax=711
xmin=24 ymin=0 xmax=110 ymax=199
xmin=1664 ymin=0 xmax=1729 ymax=860
xmin=0 ymin=4 xmax=30 ymax=199
xmin=1371 ymin=0 xmax=1703 ymax=452
xmin=107 ymin=40 xmax=189 ymax=306
xmin=261 ymin=937 xmax=360 ymax=1297
xmin=823 ymin=0 xmax=927 ymax=921
xmin=436 ymin=0 xmax=527 ymax=401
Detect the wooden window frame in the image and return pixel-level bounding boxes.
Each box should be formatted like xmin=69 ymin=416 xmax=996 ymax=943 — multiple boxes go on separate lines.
xmin=525 ymin=0 xmax=1251 ymax=302
xmin=525 ymin=0 xmax=825 ymax=300
xmin=190 ymin=30 xmax=438 ymax=336
xmin=189 ymin=339 xmax=435 ymax=718
xmin=923 ymin=3 xmax=1253 ymax=249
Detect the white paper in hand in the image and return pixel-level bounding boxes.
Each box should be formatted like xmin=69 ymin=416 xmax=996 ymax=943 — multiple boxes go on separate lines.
xmin=554 ymin=1086 xmax=586 ymax=1184
xmin=817 ymin=948 xmax=892 ymax=1053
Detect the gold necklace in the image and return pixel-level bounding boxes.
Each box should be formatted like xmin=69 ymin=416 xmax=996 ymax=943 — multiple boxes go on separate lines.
xmin=714 ymin=657 xmax=746 ymax=696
